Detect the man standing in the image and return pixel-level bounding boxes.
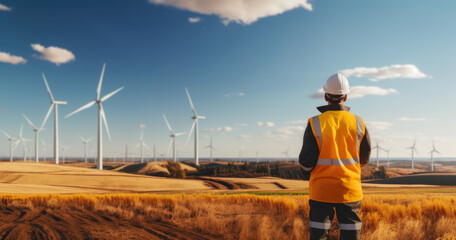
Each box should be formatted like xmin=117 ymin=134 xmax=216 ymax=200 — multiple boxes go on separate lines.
xmin=299 ymin=73 xmax=371 ymax=240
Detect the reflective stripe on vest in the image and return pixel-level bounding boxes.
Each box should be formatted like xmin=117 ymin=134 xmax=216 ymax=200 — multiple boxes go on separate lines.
xmin=311 ymin=116 xmax=322 ymax=147
xmin=340 ymin=222 xmax=362 ymax=230
xmin=309 ymin=221 xmax=332 ymax=230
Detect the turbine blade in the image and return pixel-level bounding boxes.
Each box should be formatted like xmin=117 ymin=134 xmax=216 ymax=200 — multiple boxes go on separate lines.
xmin=0 ymin=129 xmax=11 ymax=139
xmin=23 ymin=114 xmax=38 ymax=130
xmin=19 ymin=124 xmax=23 ymax=138
xmin=101 ymin=86 xmax=124 ymax=102
xmin=80 ymin=135 xmax=87 ymax=142
xmin=41 ymin=105 xmax=54 ymax=129
xmin=175 ymin=132 xmax=186 ymax=136
xmin=162 ymin=114 xmax=174 ymax=134
xmin=65 ymin=101 xmax=96 ymax=118
xmin=100 ymin=104 xmax=112 ymax=142
xmin=42 ymin=73 xmax=55 ymax=102
xmin=185 ymin=88 xmax=197 ymax=116
xmin=435 ymin=150 xmax=441 ymax=154
xmin=12 ymin=140 xmax=20 ymax=151
xmin=140 ymin=128 xmax=144 ymax=141
xmin=186 ymin=120 xmax=196 ymax=145
xmin=97 ymin=63 xmax=106 ymax=100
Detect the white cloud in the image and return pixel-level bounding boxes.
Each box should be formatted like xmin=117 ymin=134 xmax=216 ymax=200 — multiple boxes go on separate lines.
xmin=148 ymin=0 xmax=312 ymax=25
xmin=340 ymin=64 xmax=429 ymax=81
xmin=257 ymin=121 xmax=275 ymax=127
xmin=225 ymin=92 xmax=245 ymax=97
xmin=31 ymin=44 xmax=75 ymax=65
xmin=0 ymin=4 xmax=11 ymax=11
xmin=188 ymin=17 xmax=201 ymax=23
xmin=263 ymin=126 xmax=304 ymax=140
xmin=286 ymin=120 xmax=307 ymax=125
xmin=203 ymin=128 xmax=215 ymax=132
xmin=311 ymin=86 xmax=398 ymax=99
xmin=239 ymin=134 xmax=250 ymax=139
xmin=397 ymin=117 xmax=427 ymax=122
xmin=0 ymin=52 xmax=26 ymax=64
xmin=216 ymin=126 xmax=233 ymax=132
xmin=366 ymin=121 xmax=393 ymax=131
xmin=234 ymin=123 xmax=248 ymax=127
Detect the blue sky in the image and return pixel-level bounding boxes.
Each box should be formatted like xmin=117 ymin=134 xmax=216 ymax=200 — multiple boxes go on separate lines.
xmin=0 ymin=0 xmax=455 ymax=160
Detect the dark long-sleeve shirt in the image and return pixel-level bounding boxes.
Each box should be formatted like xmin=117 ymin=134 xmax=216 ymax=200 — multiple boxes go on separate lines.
xmin=299 ymin=104 xmax=371 ymax=172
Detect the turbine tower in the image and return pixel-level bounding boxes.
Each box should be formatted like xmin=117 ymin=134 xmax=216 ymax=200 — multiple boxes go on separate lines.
xmin=185 ymin=88 xmax=205 ymax=166
xmin=41 ymin=140 xmax=47 ymax=162
xmin=163 ymin=114 xmax=186 ymax=162
xmin=23 ymin=114 xmax=48 ymax=163
xmin=429 ymin=143 xmax=440 ymax=172
xmin=406 ymin=140 xmax=418 ymax=169
xmin=204 ymin=137 xmax=216 ymax=162
xmin=0 ymin=129 xmax=18 ymax=162
xmin=153 ymin=145 xmax=157 ymax=162
xmin=385 ymin=148 xmax=391 ymax=167
xmin=65 ymin=64 xmax=124 ymax=170
xmin=256 ymin=150 xmax=259 ymax=163
xmin=16 ymin=125 xmax=30 ymax=162
xmin=80 ymin=136 xmax=92 ymax=163
xmin=137 ymin=124 xmax=148 ymax=163
xmin=372 ymin=142 xmax=386 ymax=167
xmin=282 ymin=149 xmax=290 ymax=162
xmin=42 ymin=73 xmax=67 ymax=165
xmin=61 ymin=144 xmax=70 ymax=164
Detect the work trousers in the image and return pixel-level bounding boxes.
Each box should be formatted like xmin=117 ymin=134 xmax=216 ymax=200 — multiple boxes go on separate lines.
xmin=309 ymin=199 xmax=362 ymax=240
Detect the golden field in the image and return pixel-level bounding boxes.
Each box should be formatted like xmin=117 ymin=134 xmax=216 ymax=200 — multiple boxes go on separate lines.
xmin=0 ymin=192 xmax=456 ymax=239
xmin=1 ymin=162 xmax=456 ymax=239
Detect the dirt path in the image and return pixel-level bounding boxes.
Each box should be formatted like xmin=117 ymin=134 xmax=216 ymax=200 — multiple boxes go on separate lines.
xmin=0 ymin=206 xmax=213 ymax=240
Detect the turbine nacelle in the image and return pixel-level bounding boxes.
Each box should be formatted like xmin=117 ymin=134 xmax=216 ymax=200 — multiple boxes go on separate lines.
xmin=192 ymin=116 xmax=206 ymax=120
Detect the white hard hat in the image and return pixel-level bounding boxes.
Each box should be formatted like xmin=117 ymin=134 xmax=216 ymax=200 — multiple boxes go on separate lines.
xmin=323 ymin=73 xmax=350 ymax=95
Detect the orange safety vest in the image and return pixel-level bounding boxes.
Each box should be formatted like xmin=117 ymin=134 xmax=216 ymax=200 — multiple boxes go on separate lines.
xmin=308 ymin=110 xmax=365 ymax=203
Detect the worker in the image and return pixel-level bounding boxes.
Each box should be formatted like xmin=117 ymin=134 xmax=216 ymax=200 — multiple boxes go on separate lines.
xmin=299 ymin=73 xmax=371 ymax=240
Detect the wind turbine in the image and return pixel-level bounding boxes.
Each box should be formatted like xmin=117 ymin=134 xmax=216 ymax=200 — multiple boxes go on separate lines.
xmin=256 ymin=150 xmax=259 ymax=163
xmin=385 ymin=148 xmax=391 ymax=167
xmin=65 ymin=64 xmax=124 ymax=170
xmin=429 ymin=143 xmax=440 ymax=172
xmin=282 ymin=149 xmax=290 ymax=162
xmin=372 ymin=142 xmax=386 ymax=167
xmin=0 ymin=129 xmax=18 ymax=162
xmin=185 ymin=88 xmax=206 ymax=166
xmin=61 ymin=144 xmax=70 ymax=164
xmin=153 ymin=145 xmax=157 ymax=162
xmin=204 ymin=137 xmax=216 ymax=162
xmin=163 ymin=114 xmax=186 ymax=162
xmin=406 ymin=140 xmax=418 ymax=169
xmin=23 ymin=114 xmax=48 ymax=163
xmin=41 ymin=140 xmax=47 ymax=162
xmin=124 ymin=144 xmax=128 ymax=162
xmin=159 ymin=153 xmax=166 ymax=161
xmin=80 ymin=136 xmax=92 ymax=163
xmin=16 ymin=125 xmax=31 ymax=162
xmin=137 ymin=124 xmax=149 ymax=163
xmin=42 ymin=73 xmax=67 ymax=165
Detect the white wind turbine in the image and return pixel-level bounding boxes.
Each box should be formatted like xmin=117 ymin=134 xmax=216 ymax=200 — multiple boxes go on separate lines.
xmin=372 ymin=142 xmax=386 ymax=167
xmin=61 ymin=144 xmax=70 ymax=164
xmin=42 ymin=73 xmax=68 ymax=165
xmin=256 ymin=150 xmax=259 ymax=163
xmin=80 ymin=136 xmax=92 ymax=163
xmin=429 ymin=143 xmax=440 ymax=172
xmin=137 ymin=124 xmax=149 ymax=163
xmin=0 ymin=129 xmax=19 ymax=162
xmin=23 ymin=114 xmax=48 ymax=163
xmin=41 ymin=140 xmax=47 ymax=162
xmin=163 ymin=114 xmax=186 ymax=162
xmin=185 ymin=88 xmax=205 ymax=166
xmin=204 ymin=137 xmax=216 ymax=162
xmin=65 ymin=64 xmax=124 ymax=170
xmin=16 ymin=125 xmax=31 ymax=162
xmin=153 ymin=145 xmax=157 ymax=162
xmin=282 ymin=149 xmax=290 ymax=162
xmin=385 ymin=148 xmax=391 ymax=167
xmin=406 ymin=139 xmax=418 ymax=169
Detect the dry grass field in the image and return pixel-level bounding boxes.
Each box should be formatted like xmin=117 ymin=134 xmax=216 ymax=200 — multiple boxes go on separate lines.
xmin=1 ymin=162 xmax=456 ymax=239
xmin=0 ymin=192 xmax=455 ymax=239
